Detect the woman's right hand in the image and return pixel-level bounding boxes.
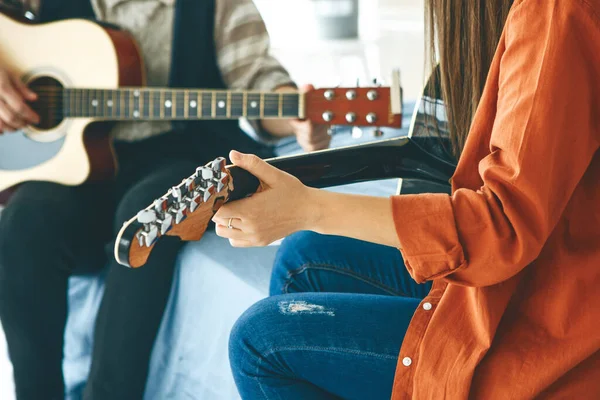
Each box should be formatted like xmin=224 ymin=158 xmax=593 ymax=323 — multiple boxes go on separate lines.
xmin=0 ymin=68 xmax=39 ymax=133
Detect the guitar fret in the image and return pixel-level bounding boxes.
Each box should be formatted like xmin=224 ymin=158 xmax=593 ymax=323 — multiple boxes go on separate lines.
xmin=113 ymin=90 xmax=119 ymax=118
xmin=137 ymin=89 xmax=142 ymax=118
xmin=142 ymin=90 xmax=149 ymax=118
xmin=124 ymin=90 xmax=131 ymax=119
xmin=148 ymin=90 xmax=160 ymax=119
xmin=130 ymin=90 xmax=135 ymax=118
xmin=184 ymin=90 xmax=189 ymax=118
xmin=246 ymin=93 xmax=261 ymax=119
xmin=226 ymin=92 xmax=231 ymax=118
xmin=211 ymin=91 xmax=216 ymax=118
xmin=201 ymin=92 xmax=212 ymax=118
xmin=278 ymin=93 xmax=283 ymax=118
xmin=159 ymin=91 xmax=165 ymax=118
xmin=189 ymin=91 xmax=198 ymax=118
xmin=215 ymin=92 xmax=228 ymax=118
xmin=164 ymin=91 xmax=173 ymax=119
xmin=70 ymin=89 xmax=75 ymax=118
xmin=128 ymin=89 xmax=133 ymax=118
xmin=263 ymin=93 xmax=280 ymax=118
xmin=88 ymin=89 xmax=93 ymax=118
xmin=242 ymin=92 xmax=247 ymax=117
xmin=259 ymin=93 xmax=264 ymax=118
xmin=109 ymin=90 xmax=113 ymax=118
xmin=282 ymin=93 xmax=301 ymax=118
xmin=198 ymin=91 xmax=203 ymax=118
xmin=71 ymin=89 xmax=76 ymax=117
xmin=81 ymin=90 xmax=85 ymax=117
xmin=133 ymin=89 xmax=140 ymax=119
xmin=175 ymin=91 xmax=185 ymax=118
xmin=97 ymin=89 xmax=102 ymax=118
xmin=231 ymin=92 xmax=244 ymax=118
xmin=119 ymin=90 xmax=124 ymax=119
xmin=172 ymin=91 xmax=177 ymax=118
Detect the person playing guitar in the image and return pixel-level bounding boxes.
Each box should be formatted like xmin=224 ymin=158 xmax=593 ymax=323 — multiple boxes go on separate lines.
xmin=0 ymin=0 xmax=328 ymax=399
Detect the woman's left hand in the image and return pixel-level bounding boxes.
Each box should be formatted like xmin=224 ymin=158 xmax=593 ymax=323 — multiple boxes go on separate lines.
xmin=212 ymin=150 xmax=315 ymax=247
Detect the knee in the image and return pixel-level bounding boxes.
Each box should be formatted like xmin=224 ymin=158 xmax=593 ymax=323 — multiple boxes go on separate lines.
xmin=270 ymin=231 xmax=323 ymax=295
xmin=0 ymin=194 xmax=54 ymax=272
xmin=229 ymin=296 xmax=282 ymax=375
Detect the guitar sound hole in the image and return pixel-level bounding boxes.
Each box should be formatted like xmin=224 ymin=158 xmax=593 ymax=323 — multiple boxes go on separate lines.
xmin=28 ymin=77 xmax=64 ymax=131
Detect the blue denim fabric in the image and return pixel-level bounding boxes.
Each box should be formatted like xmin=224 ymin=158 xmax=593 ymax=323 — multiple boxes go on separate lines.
xmin=229 ymin=232 xmax=432 ymax=400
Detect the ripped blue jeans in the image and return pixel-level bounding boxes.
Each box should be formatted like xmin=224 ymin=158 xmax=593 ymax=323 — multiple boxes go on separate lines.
xmin=229 ymin=231 xmax=433 ymax=400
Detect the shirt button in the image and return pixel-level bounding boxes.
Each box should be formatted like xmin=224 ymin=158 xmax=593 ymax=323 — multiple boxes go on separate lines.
xmin=402 ymin=357 xmax=412 ymax=367
xmin=423 ymin=302 xmax=433 ymax=311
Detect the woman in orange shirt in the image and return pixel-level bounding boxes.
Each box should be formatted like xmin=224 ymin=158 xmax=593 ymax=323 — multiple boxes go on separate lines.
xmin=215 ymin=0 xmax=600 ymax=398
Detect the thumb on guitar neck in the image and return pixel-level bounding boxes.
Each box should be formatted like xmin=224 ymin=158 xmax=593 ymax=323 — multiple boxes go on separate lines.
xmin=229 ymin=150 xmax=281 ymax=188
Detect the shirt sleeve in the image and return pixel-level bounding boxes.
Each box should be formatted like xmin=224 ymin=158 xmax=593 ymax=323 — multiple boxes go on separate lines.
xmin=214 ymin=0 xmax=296 ymax=141
xmin=391 ymin=0 xmax=600 ymax=287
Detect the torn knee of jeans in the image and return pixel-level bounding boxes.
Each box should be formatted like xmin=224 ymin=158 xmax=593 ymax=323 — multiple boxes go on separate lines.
xmin=278 ymin=301 xmax=335 ymax=316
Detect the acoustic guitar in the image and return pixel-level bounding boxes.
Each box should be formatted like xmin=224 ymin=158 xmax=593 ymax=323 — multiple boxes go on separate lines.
xmin=115 ymin=134 xmax=457 ymax=268
xmin=0 ymin=11 xmax=403 ymax=196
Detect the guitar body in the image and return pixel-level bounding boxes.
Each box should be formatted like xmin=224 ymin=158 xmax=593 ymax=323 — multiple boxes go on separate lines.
xmin=0 ymin=13 xmax=143 ymax=194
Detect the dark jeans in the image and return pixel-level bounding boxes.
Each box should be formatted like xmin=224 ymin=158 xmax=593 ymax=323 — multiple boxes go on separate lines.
xmin=0 ymin=128 xmax=273 ymax=400
xmin=229 ymin=231 xmax=433 ymax=400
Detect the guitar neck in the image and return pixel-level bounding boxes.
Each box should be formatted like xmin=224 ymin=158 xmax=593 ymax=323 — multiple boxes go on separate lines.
xmin=227 ymin=136 xmax=456 ymax=202
xmin=60 ymin=88 xmax=302 ymax=120
xmin=115 ymin=136 xmax=455 ymax=268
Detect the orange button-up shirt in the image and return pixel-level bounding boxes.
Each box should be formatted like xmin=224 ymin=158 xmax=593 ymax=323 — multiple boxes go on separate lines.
xmin=390 ymin=0 xmax=600 ymax=398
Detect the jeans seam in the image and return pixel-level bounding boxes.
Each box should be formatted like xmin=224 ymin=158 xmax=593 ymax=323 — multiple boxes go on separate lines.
xmin=253 ymin=346 xmax=396 ymax=399
xmin=256 ymin=355 xmax=271 ymax=400
xmin=263 ymin=345 xmax=399 ymax=361
xmin=283 ymin=263 xmax=410 ymax=297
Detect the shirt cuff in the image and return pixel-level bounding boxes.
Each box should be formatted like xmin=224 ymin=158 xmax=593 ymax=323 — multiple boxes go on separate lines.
xmin=391 ymin=193 xmax=466 ymax=283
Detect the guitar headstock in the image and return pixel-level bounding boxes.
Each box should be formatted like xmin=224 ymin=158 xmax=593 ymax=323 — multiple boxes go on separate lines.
xmin=304 ymin=70 xmax=403 ymax=128
xmin=115 ymin=158 xmax=235 ymax=268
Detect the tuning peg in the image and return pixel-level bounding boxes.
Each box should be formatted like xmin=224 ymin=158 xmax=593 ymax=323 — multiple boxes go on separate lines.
xmin=366 ymin=113 xmax=378 ymax=124
xmin=199 ymin=167 xmax=214 ymax=180
xmin=136 ymin=209 xmax=157 ymax=224
xmin=183 ymin=177 xmax=195 ymax=190
xmin=137 ymin=225 xmax=159 ymax=247
xmin=367 ymin=90 xmax=379 ymax=101
xmin=156 ymin=213 xmax=173 ymax=235
xmin=153 ymin=198 xmax=167 ymax=212
xmin=171 ymin=186 xmax=182 ymax=199
xmin=217 ymin=173 xmax=229 ymax=192
xmin=184 ymin=193 xmax=201 ymax=213
xmin=212 ymin=157 xmax=226 ymax=172
xmin=198 ymin=183 xmax=215 ymax=202
xmin=168 ymin=202 xmax=187 ymax=225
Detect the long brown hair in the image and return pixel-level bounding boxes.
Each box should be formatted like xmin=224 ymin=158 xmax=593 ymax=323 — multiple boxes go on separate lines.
xmin=426 ymin=0 xmax=514 ymax=156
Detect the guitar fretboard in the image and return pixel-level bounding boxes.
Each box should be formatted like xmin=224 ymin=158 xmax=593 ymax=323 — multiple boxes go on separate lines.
xmin=58 ymin=89 xmax=302 ymax=120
